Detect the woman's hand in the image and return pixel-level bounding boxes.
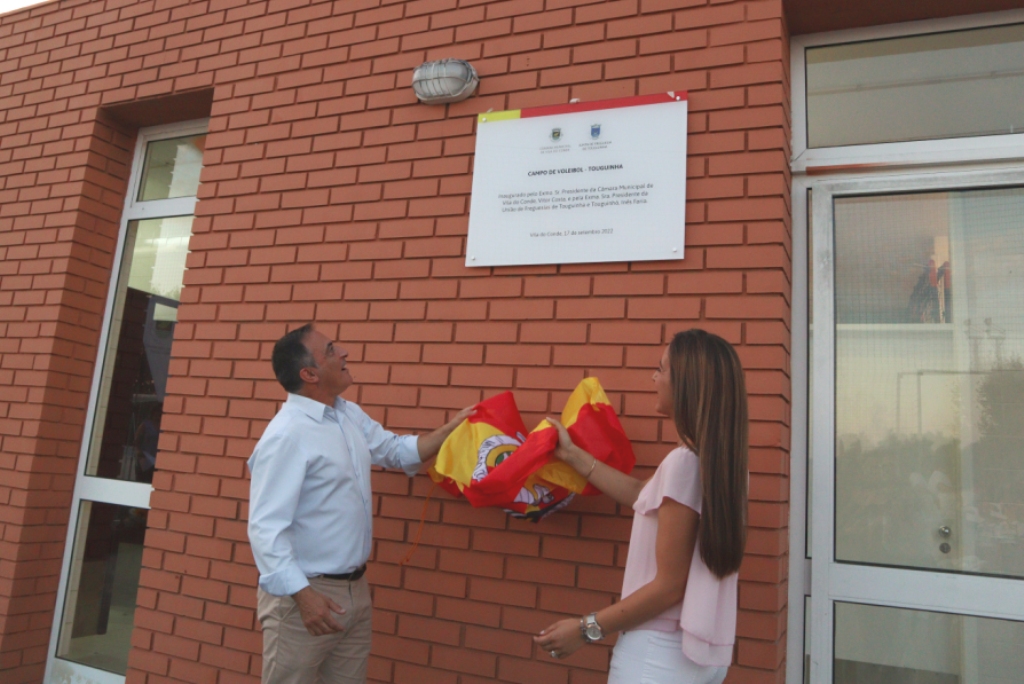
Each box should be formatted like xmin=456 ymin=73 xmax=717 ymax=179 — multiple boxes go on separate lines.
xmin=533 ymin=617 xmax=585 ymax=659
xmin=546 ymin=417 xmax=595 ymax=475
xmin=547 ymin=417 xmax=646 ymax=508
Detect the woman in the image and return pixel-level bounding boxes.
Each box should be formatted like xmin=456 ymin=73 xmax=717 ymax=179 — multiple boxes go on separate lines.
xmin=534 ymin=329 xmax=748 ymax=684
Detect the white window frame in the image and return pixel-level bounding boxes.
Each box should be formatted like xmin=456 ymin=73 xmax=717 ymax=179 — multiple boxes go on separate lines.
xmin=791 ymin=8 xmax=1024 ymax=175
xmin=44 ymin=119 xmax=208 ymax=684
xmin=788 ymin=179 xmax=811 ymax=684
xmin=788 ymin=11 xmax=1024 ymax=684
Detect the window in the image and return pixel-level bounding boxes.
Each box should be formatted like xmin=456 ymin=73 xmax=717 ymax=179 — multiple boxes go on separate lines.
xmin=834 ymin=603 xmax=1024 ymax=683
xmin=806 ymin=23 xmax=1024 ymax=148
xmin=47 ymin=121 xmax=206 ymax=681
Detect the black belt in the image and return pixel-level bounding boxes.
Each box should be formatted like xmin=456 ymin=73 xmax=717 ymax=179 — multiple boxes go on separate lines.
xmin=318 ymin=564 xmax=366 ymax=581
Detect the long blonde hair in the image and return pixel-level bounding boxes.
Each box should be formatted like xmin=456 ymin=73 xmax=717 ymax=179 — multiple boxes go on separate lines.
xmin=669 ymin=329 xmax=748 ymax=578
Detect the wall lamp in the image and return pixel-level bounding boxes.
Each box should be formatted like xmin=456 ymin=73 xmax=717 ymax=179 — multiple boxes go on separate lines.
xmin=411 ymin=59 xmax=479 ymax=104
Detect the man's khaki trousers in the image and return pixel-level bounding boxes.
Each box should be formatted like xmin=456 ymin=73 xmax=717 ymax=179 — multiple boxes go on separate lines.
xmin=257 ymin=575 xmax=372 ymax=684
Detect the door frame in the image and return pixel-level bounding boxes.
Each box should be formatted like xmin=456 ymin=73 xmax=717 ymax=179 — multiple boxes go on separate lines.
xmin=788 ymin=9 xmax=1024 ymax=682
xmin=807 ymin=168 xmax=1024 ymax=684
xmin=43 ymin=119 xmax=207 ymax=684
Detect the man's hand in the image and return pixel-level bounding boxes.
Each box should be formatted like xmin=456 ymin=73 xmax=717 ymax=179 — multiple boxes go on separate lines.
xmin=447 ymin=405 xmax=476 ymax=429
xmin=292 ymin=586 xmax=346 ymax=636
xmin=417 ymin=405 xmax=477 ymax=462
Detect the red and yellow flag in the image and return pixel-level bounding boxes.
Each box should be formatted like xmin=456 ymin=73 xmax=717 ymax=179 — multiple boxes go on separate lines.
xmin=430 ymin=378 xmax=635 ymax=520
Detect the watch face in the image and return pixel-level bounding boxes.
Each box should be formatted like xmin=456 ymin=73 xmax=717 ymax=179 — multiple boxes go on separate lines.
xmin=586 ymin=624 xmax=602 ymax=640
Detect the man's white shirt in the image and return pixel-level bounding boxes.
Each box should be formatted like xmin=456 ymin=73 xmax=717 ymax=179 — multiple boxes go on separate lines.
xmin=247 ymin=393 xmax=421 ymax=596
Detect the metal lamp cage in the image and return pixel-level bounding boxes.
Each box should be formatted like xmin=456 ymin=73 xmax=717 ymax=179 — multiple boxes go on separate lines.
xmin=411 ymin=59 xmax=479 ymax=104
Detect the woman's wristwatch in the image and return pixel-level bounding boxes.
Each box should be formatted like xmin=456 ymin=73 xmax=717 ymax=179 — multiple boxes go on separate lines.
xmin=579 ymin=613 xmax=604 ymax=643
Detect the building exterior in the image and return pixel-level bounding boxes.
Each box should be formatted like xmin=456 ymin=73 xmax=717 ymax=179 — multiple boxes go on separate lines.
xmin=0 ymin=1 xmax=1022 ymax=684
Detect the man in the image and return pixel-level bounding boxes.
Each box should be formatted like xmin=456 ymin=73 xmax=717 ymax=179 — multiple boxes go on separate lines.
xmin=247 ymin=323 xmax=473 ymax=684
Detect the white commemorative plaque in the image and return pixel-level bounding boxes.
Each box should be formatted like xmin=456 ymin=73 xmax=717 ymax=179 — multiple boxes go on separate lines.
xmin=466 ymin=92 xmax=688 ymax=267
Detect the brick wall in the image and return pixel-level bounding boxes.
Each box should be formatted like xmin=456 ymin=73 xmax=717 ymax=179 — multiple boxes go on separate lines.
xmin=0 ymin=100 xmax=135 ymax=681
xmin=0 ymin=0 xmax=791 ymax=683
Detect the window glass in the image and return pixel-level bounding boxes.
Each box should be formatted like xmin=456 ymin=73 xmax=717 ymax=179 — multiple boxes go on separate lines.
xmin=834 ymin=188 xmax=1024 ymax=577
xmin=137 ymin=135 xmax=206 ymax=200
xmin=56 ymin=502 xmax=147 ymax=675
xmin=86 ymin=217 xmax=192 ymax=481
xmin=835 ymin=602 xmax=1024 ymax=683
xmin=807 ymin=24 xmax=1024 ymax=148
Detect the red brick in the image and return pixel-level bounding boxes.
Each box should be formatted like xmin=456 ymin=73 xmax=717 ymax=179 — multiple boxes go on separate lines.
xmin=468 ymin=577 xmax=537 ymax=607
xmin=497 ymin=656 xmax=569 ymax=684
xmin=710 ymin=18 xmax=782 ymax=46
xmin=433 ymin=645 xmax=499 ymax=677
xmin=543 ymin=23 xmax=605 ymax=48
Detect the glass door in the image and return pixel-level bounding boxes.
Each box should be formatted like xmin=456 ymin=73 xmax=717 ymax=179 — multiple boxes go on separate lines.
xmin=809 ymin=170 xmax=1024 ymax=684
xmin=44 ymin=123 xmax=206 ymax=684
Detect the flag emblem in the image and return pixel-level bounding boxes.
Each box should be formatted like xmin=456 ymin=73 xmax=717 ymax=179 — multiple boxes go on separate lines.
xmin=591 ymin=124 xmax=601 ymax=139
xmin=550 ymin=127 xmax=561 ymax=141
xmin=473 ymin=434 xmax=524 ymax=481
xmin=431 ymin=378 xmax=636 ymax=520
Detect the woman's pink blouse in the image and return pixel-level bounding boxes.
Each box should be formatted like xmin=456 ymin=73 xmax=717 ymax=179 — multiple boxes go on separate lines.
xmin=619 ymin=447 xmax=738 ymax=668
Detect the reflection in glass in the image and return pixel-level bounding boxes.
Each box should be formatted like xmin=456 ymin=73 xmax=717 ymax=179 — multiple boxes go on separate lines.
xmin=137 ymin=135 xmax=206 ymax=201
xmin=57 ymin=502 xmax=146 ymax=675
xmin=834 ymin=189 xmax=1024 ymax=577
xmin=807 ymin=24 xmax=1024 ymax=147
xmin=87 ymin=217 xmax=192 ymax=481
xmin=835 ymin=602 xmax=1024 ymax=683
